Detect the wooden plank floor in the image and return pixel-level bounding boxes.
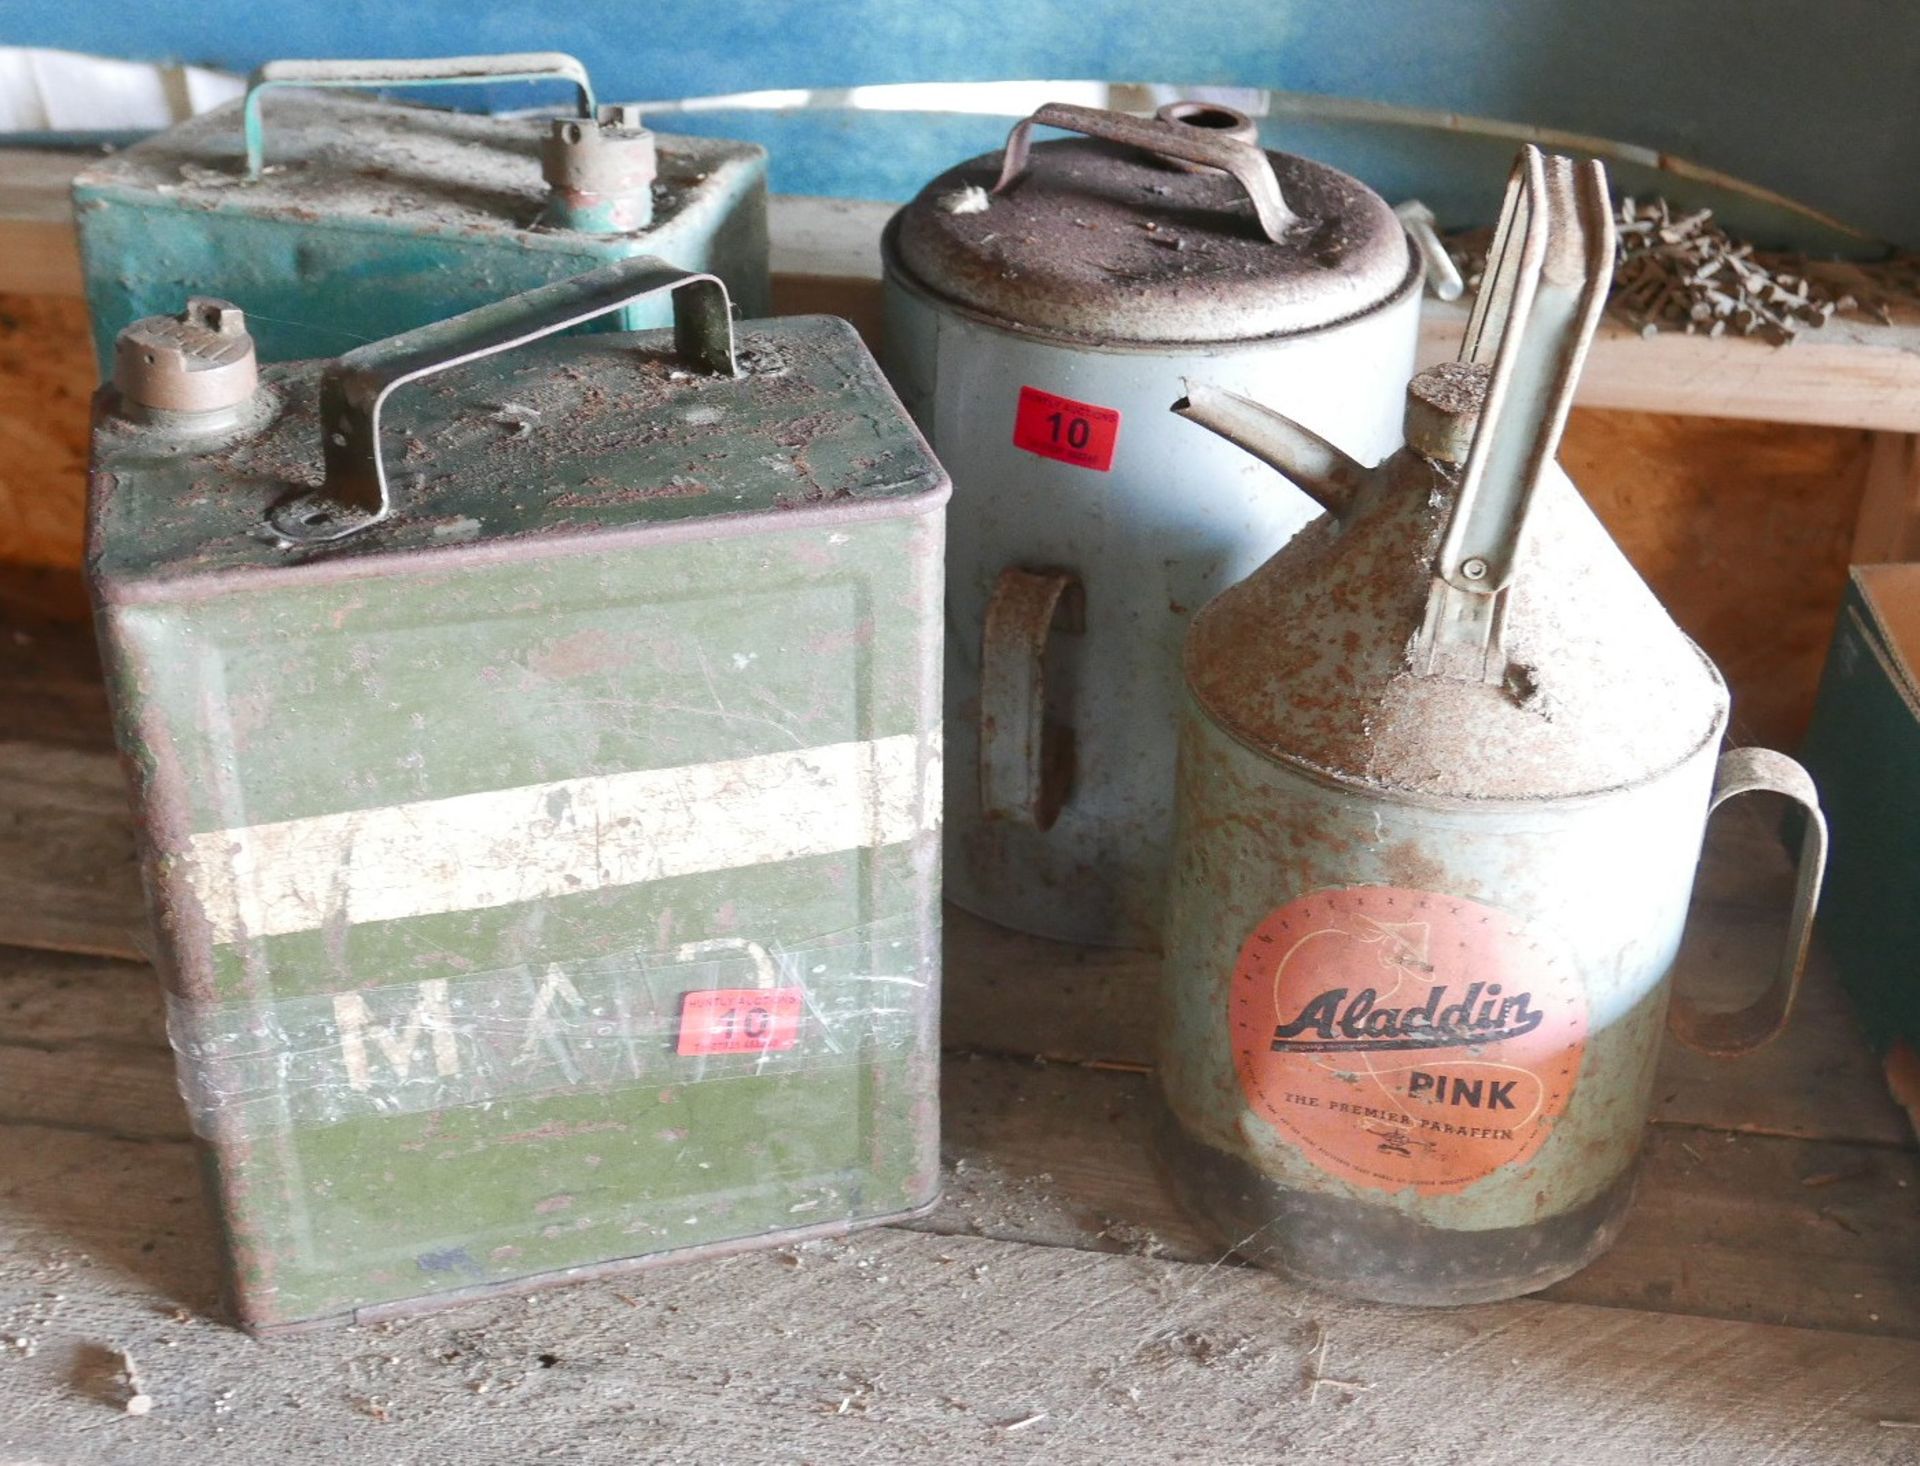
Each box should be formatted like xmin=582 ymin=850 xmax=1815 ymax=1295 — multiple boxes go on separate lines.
xmin=1 ymin=615 xmax=1917 ymax=1462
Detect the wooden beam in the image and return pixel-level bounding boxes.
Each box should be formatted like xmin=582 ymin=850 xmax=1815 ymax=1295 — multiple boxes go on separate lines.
xmin=0 ymin=148 xmax=85 ymax=297
xmin=1420 ymin=302 xmax=1920 ymax=433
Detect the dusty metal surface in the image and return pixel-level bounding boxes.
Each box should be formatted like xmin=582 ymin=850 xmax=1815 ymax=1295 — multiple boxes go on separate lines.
xmin=991 ymin=102 xmax=1299 ymax=243
xmin=883 ymin=103 xmax=1422 ymax=948
xmin=86 ymin=276 xmax=948 ymax=1331
xmin=1157 ymin=147 xmax=1831 ymax=1306
xmin=72 ymin=89 xmax=770 ymax=366
xmin=278 ymin=261 xmax=735 ymax=538
xmin=238 ymin=53 xmax=598 ymax=179
xmin=891 ymin=117 xmax=1410 ymax=345
xmin=75 ymin=91 xmax=728 ymax=236
xmin=1178 ymin=445 xmax=1726 ymax=801
xmin=92 ymin=313 xmax=937 ymax=585
xmin=1173 ymin=155 xmax=1775 ymax=801
xmin=1177 ymin=149 xmax=1724 ymax=800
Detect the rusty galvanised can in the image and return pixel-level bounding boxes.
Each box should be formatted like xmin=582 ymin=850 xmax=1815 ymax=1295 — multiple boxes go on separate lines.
xmin=883 ymin=101 xmax=1422 ymax=948
xmin=85 ymin=260 xmax=945 ymax=1332
xmin=74 ymin=53 xmax=769 ymax=369
xmin=1156 ymin=148 xmax=1828 ymax=1303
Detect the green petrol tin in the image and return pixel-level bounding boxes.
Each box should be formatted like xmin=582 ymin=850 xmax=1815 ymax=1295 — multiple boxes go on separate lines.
xmin=85 ymin=261 xmax=945 ymax=1332
xmin=73 ymin=53 xmax=769 ymax=371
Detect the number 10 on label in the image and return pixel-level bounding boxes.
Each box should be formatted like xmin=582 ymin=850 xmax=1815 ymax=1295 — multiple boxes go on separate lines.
xmin=1013 ymin=385 xmax=1121 ymax=472
xmin=677 ymin=986 xmax=805 ymax=1056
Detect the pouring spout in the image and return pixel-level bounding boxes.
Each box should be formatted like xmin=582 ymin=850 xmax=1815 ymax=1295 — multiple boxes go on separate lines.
xmin=1172 ymin=382 xmax=1369 ymax=518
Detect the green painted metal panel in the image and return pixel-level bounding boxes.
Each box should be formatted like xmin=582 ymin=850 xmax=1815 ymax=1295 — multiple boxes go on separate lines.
xmin=74 ymin=90 xmax=769 ymax=370
xmin=1802 ymin=571 xmax=1920 ymax=1056
xmin=88 ymin=308 xmax=946 ymax=1330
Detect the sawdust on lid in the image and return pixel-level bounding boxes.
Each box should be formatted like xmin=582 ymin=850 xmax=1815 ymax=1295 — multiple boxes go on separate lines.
xmin=1186 ymin=449 xmax=1727 ymax=802
xmin=891 ymin=137 xmax=1413 ymax=344
xmin=76 ymin=92 xmax=758 ymax=237
xmin=90 ymin=318 xmax=944 ymax=585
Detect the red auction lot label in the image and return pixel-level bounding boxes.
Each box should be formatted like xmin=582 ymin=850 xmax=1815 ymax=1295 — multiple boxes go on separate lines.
xmin=1012 ymin=385 xmax=1121 ymax=471
xmin=677 ymin=987 xmax=806 ymax=1056
xmin=1231 ymin=887 xmax=1587 ymax=1196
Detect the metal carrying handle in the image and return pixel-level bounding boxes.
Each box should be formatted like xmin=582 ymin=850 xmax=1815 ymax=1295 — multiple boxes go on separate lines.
xmin=1414 ymin=146 xmax=1613 ymax=679
xmin=242 ymin=53 xmax=597 ymax=178
xmin=271 ymin=257 xmax=736 ymax=543
xmin=979 ymin=567 xmax=1084 ymax=829
xmin=991 ymin=102 xmax=1296 ymax=242
xmin=1668 ymin=748 xmax=1829 ymax=1057
xmin=1443 ymin=147 xmax=1612 ymax=594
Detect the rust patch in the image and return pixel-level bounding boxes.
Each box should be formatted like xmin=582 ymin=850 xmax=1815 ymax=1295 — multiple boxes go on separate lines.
xmin=1183 ymin=449 xmax=1725 ymax=801
xmin=526 ymin=627 xmax=631 ymax=680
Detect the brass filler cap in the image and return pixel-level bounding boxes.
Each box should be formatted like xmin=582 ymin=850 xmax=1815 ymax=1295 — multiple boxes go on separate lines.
xmin=114 ymin=299 xmax=258 ymax=415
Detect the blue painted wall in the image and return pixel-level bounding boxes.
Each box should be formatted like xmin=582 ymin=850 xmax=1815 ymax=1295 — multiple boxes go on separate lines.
xmin=6 ymin=0 xmax=1915 ymax=245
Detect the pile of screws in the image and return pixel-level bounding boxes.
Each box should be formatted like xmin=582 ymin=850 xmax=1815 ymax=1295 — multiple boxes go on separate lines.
xmin=1447 ymin=198 xmax=1920 ymax=344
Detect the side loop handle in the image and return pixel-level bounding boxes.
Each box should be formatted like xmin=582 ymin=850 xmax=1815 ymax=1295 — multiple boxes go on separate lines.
xmin=242 ymin=53 xmax=597 ymax=178
xmin=1668 ymin=747 xmax=1829 ymax=1057
xmin=980 ymin=567 xmax=1084 ymax=830
xmin=271 ymin=258 xmax=735 ymax=543
xmin=991 ymin=102 xmax=1296 ymax=242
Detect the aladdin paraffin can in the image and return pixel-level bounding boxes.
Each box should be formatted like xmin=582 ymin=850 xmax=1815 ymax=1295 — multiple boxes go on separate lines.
xmin=74 ymin=53 xmax=769 ymax=368
xmin=883 ymin=101 xmax=1422 ymax=948
xmin=1157 ymin=149 xmax=1827 ymax=1304
xmin=85 ymin=260 xmax=945 ymax=1332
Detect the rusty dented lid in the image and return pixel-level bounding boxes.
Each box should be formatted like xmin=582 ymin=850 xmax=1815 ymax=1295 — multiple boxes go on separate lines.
xmin=1184 ymin=445 xmax=1728 ymax=802
xmin=889 ymin=118 xmax=1413 ymax=345
xmin=73 ymin=91 xmax=759 ymax=238
xmin=89 ymin=316 xmax=945 ymax=589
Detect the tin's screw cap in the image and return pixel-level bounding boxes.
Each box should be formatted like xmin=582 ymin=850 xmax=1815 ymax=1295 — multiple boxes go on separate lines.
xmin=1151 ymin=101 xmax=1261 ymax=174
xmin=1404 ymin=361 xmax=1489 ymax=465
xmin=1154 ymin=100 xmax=1259 ymax=149
xmin=114 ymin=299 xmax=259 ymax=415
xmin=541 ymin=105 xmax=657 ymax=231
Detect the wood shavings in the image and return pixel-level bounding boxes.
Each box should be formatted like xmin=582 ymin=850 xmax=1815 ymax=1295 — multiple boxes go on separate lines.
xmin=1302 ymin=1324 xmax=1369 ymax=1403
xmin=1446 ymin=199 xmax=1920 ymax=344
xmin=937 ymin=185 xmax=991 ymax=216
xmin=118 ymin=1349 xmax=153 ymax=1415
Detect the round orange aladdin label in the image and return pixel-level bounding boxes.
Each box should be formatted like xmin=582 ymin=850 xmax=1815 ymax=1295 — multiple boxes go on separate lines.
xmin=1231 ymin=886 xmax=1587 ymax=1196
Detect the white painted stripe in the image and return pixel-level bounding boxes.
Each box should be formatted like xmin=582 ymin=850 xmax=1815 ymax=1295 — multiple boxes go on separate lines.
xmin=183 ymin=733 xmax=940 ymax=943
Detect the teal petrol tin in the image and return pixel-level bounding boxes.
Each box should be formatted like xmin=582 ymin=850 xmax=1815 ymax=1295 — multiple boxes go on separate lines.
xmin=73 ymin=53 xmax=769 ymax=370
